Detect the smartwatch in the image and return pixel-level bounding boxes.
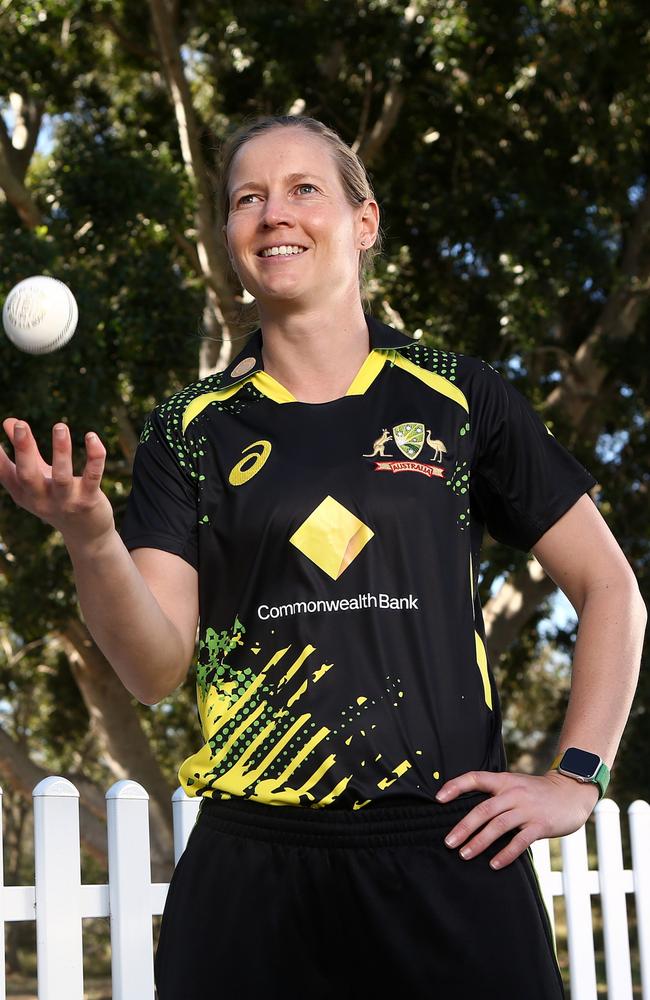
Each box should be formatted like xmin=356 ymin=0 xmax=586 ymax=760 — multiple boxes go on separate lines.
xmin=549 ymin=747 xmax=610 ymax=800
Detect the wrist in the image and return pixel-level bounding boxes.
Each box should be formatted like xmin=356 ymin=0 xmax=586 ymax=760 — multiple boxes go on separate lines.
xmin=547 ymin=746 xmax=610 ymax=801
xmin=62 ymin=523 xmax=118 ymax=562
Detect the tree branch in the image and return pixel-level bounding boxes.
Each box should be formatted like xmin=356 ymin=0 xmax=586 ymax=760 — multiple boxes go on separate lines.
xmin=97 ymin=13 xmax=157 ymax=62
xmin=353 ymin=4 xmax=416 ymax=164
xmin=0 ymin=727 xmax=109 ymax=864
xmin=355 ymin=77 xmax=405 ymax=166
xmin=147 ymin=0 xmax=238 ymax=375
xmin=544 ymin=188 xmax=650 ymax=428
xmin=57 ymin=617 xmax=176 ymax=828
xmin=173 ymin=228 xmax=202 ymax=275
xmin=0 ymin=122 xmax=42 ymax=228
xmin=7 ymin=92 xmax=43 ymax=183
xmin=353 ymin=64 xmax=374 ymax=153
xmin=111 ymin=402 xmax=138 ymax=471
xmin=483 ymin=556 xmax=558 ymax=658
xmin=490 ymin=188 xmax=649 ymax=674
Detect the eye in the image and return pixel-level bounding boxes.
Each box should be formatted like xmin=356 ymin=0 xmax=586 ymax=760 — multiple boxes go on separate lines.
xmin=296 ymin=183 xmax=317 ymax=195
xmin=236 ymin=193 xmax=260 ymax=206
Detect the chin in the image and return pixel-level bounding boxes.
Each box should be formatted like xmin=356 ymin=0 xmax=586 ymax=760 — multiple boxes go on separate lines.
xmin=254 ymin=285 xmax=309 ymax=304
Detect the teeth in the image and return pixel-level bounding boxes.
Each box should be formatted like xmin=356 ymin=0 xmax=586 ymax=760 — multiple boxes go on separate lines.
xmin=260 ymin=245 xmax=306 ymax=257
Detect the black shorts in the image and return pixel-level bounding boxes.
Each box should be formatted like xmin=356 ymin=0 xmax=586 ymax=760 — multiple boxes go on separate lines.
xmin=154 ymin=791 xmax=565 ymax=999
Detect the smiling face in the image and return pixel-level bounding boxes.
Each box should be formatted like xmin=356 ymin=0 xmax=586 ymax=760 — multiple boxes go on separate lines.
xmin=223 ymin=127 xmax=378 ymax=314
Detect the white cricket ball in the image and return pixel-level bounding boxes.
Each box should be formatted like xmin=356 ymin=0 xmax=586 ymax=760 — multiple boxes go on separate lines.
xmin=2 ymin=275 xmax=78 ymax=354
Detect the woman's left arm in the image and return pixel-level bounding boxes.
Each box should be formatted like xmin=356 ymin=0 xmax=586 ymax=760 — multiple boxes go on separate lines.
xmin=437 ymin=492 xmax=648 ymax=870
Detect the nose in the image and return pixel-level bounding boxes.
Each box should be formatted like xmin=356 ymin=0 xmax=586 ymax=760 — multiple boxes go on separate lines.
xmin=261 ymin=191 xmax=295 ymax=229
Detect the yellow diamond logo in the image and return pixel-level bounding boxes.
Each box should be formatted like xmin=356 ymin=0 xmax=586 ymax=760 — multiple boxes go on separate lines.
xmin=290 ymin=496 xmax=374 ymax=580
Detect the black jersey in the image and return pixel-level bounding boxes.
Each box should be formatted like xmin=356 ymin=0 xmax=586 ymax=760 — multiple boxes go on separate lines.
xmin=120 ymin=315 xmax=597 ymax=810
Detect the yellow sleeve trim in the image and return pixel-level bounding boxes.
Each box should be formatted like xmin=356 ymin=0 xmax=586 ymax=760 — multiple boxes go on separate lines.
xmin=182 ymin=381 xmax=251 ymax=433
xmin=391 ymin=352 xmax=469 ymax=413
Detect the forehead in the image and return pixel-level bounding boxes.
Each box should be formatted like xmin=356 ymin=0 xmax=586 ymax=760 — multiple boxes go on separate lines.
xmin=228 ymin=128 xmax=341 ymax=192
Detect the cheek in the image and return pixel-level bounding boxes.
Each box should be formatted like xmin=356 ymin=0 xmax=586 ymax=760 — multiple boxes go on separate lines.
xmin=312 ymin=211 xmax=357 ymax=258
xmin=226 ymin=217 xmax=253 ymax=260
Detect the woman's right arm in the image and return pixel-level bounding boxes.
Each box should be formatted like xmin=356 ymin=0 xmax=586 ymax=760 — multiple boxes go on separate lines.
xmin=0 ymin=418 xmax=198 ymax=705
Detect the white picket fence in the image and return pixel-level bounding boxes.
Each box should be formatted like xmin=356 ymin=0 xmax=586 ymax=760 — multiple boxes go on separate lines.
xmin=0 ymin=779 xmax=648 ymax=1000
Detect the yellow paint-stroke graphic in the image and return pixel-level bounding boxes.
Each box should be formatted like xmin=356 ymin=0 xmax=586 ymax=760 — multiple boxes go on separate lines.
xmin=474 ymin=630 xmax=493 ymax=710
xmin=181 ymin=641 xmax=355 ymax=807
xmin=378 ymin=759 xmax=412 ymax=789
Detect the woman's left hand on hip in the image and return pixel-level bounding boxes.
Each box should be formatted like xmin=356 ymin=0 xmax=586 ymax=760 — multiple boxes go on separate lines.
xmin=436 ymin=770 xmax=600 ymax=870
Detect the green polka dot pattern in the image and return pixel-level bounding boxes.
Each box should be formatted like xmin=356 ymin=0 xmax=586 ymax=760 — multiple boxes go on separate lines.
xmin=400 ymin=343 xmax=460 ymax=382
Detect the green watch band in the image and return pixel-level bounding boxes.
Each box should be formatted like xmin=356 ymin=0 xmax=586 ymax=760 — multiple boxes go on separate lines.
xmin=550 ymin=748 xmax=610 ymax=800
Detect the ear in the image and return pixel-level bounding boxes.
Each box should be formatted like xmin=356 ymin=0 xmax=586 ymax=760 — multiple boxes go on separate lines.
xmin=357 ymin=198 xmax=380 ymax=249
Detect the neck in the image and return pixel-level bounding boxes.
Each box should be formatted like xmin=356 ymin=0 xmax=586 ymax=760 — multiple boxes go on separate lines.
xmin=257 ymin=297 xmax=371 ymax=403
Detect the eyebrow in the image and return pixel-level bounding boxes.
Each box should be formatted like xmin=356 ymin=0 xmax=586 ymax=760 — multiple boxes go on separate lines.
xmin=230 ymin=172 xmax=328 ymax=199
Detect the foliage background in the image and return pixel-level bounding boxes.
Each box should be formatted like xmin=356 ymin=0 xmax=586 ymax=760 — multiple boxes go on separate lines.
xmin=0 ymin=0 xmax=648 ymax=989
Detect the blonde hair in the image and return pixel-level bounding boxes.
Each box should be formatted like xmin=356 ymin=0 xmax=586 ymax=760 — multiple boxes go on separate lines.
xmin=217 ymin=115 xmax=383 ymax=310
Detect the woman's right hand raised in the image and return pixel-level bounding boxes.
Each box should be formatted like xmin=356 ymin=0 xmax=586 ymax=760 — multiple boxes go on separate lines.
xmin=0 ymin=418 xmax=115 ymax=552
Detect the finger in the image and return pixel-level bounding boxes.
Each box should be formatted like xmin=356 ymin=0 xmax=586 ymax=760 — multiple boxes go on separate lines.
xmin=4 ymin=418 xmax=52 ymax=478
xmin=489 ymin=828 xmax=539 ymax=871
xmin=455 ymin=806 xmax=526 ymax=859
xmin=444 ymin=791 xmax=519 ymax=847
xmin=80 ymin=431 xmax=107 ymax=498
xmin=2 ymin=416 xmax=21 ymax=439
xmin=0 ymin=441 xmax=19 ymax=496
xmin=3 ymin=416 xmax=32 ymax=448
xmin=51 ymin=423 xmax=74 ymax=489
xmin=436 ymin=770 xmax=501 ymax=802
xmin=10 ymin=422 xmax=48 ymax=495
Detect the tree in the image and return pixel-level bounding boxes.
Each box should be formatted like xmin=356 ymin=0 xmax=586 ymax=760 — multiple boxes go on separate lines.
xmin=1 ymin=0 xmax=648 ymax=897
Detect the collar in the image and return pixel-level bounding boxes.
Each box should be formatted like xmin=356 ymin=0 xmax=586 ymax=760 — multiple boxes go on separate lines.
xmin=219 ymin=313 xmax=415 ymax=389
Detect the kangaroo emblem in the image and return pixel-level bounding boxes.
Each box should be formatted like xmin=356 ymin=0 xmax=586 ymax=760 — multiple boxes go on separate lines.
xmin=363 ymin=429 xmax=393 ymax=458
xmin=425 ymin=430 xmax=447 ymax=463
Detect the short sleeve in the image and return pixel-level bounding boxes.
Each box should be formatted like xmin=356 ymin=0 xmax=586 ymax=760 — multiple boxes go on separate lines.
xmin=469 ymin=363 xmax=598 ymax=552
xmin=119 ymin=406 xmax=199 ymax=570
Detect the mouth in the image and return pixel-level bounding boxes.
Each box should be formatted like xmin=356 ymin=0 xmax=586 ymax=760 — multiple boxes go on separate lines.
xmin=257 ymin=245 xmax=309 ymax=258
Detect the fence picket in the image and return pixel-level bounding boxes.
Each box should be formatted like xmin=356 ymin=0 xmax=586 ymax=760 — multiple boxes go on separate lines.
xmin=106 ymin=781 xmax=155 ymax=1000
xmin=530 ymin=837 xmax=557 ymax=947
xmin=629 ymin=799 xmax=650 ymax=1000
xmin=0 ymin=786 xmax=5 ymax=1000
xmin=33 ymin=777 xmax=84 ymax=1000
xmin=171 ymin=787 xmax=201 ymax=864
xmin=596 ymin=799 xmax=634 ymax=998
xmin=561 ymin=822 xmax=598 ymax=1000
xmin=0 ymin=780 xmax=647 ymax=997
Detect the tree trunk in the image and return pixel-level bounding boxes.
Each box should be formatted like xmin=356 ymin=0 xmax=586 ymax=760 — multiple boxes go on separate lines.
xmin=0 ymin=727 xmax=108 ymax=864
xmin=59 ymin=618 xmax=175 ymax=864
xmin=147 ymin=0 xmax=239 ymax=375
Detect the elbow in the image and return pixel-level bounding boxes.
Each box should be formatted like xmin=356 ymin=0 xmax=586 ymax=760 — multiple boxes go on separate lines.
xmin=635 ymin=588 xmax=649 ymax=627
xmin=136 ymin=691 xmax=166 ymax=707
xmin=622 ymin=573 xmax=648 ymax=621
xmin=135 ymin=680 xmax=184 ymax=707
xmin=131 ymin=667 xmax=190 ymax=706
xmin=130 ymin=683 xmax=166 ymax=707
xmin=580 ymin=574 xmax=648 ymax=631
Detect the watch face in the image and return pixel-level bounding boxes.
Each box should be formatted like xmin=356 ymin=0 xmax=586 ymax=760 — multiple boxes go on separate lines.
xmin=562 ymin=748 xmax=600 ymax=779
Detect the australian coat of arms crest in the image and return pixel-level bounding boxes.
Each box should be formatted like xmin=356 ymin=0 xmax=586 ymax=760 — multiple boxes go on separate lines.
xmin=363 ymin=423 xmax=447 ymax=478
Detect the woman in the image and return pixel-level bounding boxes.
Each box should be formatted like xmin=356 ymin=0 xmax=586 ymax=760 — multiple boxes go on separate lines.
xmin=0 ymin=116 xmax=645 ymax=999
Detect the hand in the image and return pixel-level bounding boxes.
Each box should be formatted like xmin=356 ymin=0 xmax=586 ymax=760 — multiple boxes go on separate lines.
xmin=0 ymin=418 xmax=115 ymax=550
xmin=436 ymin=769 xmax=600 ymax=870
